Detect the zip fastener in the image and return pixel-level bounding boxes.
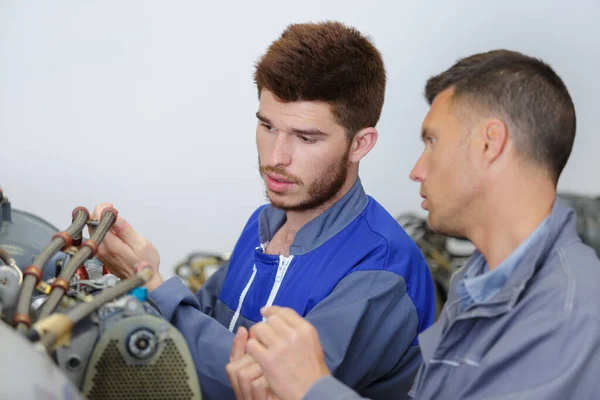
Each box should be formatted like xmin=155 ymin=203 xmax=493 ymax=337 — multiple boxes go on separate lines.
xmin=228 ymin=264 xmax=257 ymax=332
xmin=263 ymin=255 xmax=294 ymax=314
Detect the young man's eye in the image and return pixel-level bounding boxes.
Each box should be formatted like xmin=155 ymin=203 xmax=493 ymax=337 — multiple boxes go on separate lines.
xmin=299 ymin=135 xmax=316 ymax=144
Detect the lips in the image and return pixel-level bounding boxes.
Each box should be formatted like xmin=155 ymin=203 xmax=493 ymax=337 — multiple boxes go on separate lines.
xmin=267 ymin=173 xmax=293 ymax=184
xmin=266 ymin=174 xmax=295 ymax=192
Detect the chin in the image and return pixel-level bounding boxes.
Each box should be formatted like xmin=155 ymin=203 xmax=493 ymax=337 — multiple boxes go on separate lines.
xmin=426 ymin=213 xmax=445 ymax=234
xmin=266 ymin=193 xmax=297 ymax=210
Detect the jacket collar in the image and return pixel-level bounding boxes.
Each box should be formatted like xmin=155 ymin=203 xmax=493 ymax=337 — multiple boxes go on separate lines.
xmin=257 ymin=177 xmax=369 ymax=255
xmin=446 ymin=197 xmax=579 ymax=315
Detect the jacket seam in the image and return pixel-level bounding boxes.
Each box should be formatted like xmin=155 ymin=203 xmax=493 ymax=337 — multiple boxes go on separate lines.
xmin=358 ymin=213 xmax=392 ymax=270
xmin=557 ymin=248 xmax=576 ymax=313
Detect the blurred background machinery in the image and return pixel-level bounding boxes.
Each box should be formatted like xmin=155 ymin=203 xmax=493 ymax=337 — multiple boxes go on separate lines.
xmin=174 ymin=252 xmax=231 ymax=293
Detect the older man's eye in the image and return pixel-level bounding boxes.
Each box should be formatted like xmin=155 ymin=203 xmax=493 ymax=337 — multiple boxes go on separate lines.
xmin=261 ymin=123 xmax=275 ymax=132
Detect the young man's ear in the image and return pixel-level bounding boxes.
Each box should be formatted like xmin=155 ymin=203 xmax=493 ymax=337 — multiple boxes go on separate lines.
xmin=349 ymin=128 xmax=378 ymax=163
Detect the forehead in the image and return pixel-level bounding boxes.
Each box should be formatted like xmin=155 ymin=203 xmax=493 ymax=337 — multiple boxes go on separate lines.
xmin=258 ymin=90 xmax=343 ymax=133
xmin=421 ymin=87 xmax=473 ymax=138
xmin=422 ymin=88 xmax=456 ymax=127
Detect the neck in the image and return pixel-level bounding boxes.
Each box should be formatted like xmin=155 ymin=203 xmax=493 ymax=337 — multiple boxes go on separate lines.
xmin=466 ymin=174 xmax=555 ymax=270
xmin=284 ymin=172 xmax=358 ymax=231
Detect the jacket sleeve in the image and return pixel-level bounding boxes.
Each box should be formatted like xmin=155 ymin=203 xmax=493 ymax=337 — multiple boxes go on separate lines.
xmin=304 ymin=269 xmax=422 ymax=400
xmin=303 ymin=376 xmax=370 ymax=400
xmin=149 ymin=265 xmax=239 ymax=400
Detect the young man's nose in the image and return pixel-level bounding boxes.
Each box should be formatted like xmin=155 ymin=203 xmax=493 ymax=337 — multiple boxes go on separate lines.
xmin=268 ymin=133 xmax=292 ymax=167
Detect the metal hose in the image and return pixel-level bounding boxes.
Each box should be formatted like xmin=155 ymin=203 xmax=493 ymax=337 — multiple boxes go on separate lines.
xmin=37 ymin=208 xmax=118 ymax=320
xmin=14 ymin=207 xmax=89 ymax=333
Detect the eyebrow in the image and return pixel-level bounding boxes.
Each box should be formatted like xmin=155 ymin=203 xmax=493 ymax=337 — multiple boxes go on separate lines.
xmin=256 ymin=112 xmax=329 ymax=137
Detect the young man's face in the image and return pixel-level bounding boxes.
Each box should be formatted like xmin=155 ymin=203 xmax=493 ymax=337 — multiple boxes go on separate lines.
xmin=410 ymin=88 xmax=482 ymax=237
xmin=256 ymin=89 xmax=352 ymax=212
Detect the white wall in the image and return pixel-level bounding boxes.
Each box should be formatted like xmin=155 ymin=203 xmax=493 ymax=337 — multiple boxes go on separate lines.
xmin=1 ymin=0 xmax=599 ymax=278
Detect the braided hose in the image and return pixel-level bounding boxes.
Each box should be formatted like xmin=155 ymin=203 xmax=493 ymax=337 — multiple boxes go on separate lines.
xmin=37 ymin=208 xmax=118 ymax=320
xmin=14 ymin=207 xmax=89 ymax=333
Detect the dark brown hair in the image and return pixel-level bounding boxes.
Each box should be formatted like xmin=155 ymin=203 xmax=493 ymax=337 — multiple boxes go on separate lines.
xmin=254 ymin=21 xmax=386 ymax=137
xmin=425 ymin=49 xmax=576 ymax=184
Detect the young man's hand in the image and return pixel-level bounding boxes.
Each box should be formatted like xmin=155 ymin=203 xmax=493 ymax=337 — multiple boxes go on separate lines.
xmin=226 ymin=327 xmax=278 ymax=400
xmin=245 ymin=306 xmax=331 ymax=400
xmin=90 ymin=203 xmax=163 ymax=291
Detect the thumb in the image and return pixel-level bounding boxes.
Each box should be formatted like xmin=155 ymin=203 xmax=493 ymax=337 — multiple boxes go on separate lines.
xmin=230 ymin=327 xmax=248 ymax=361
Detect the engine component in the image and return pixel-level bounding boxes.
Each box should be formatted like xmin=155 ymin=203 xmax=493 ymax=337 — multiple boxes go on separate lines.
xmin=0 ymin=320 xmax=83 ymax=400
xmin=81 ymin=314 xmax=201 ymax=400
xmin=29 ymin=263 xmax=154 ymax=351
xmin=13 ymin=206 xmax=90 ymax=332
xmin=0 ymin=188 xmax=203 ymax=399
xmin=0 ymin=251 xmax=22 ymax=321
xmin=0 ymin=189 xmax=62 ymax=281
xmin=37 ymin=207 xmax=118 ymax=319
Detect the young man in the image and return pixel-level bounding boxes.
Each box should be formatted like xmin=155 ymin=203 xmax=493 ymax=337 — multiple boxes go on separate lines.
xmin=90 ymin=22 xmax=435 ymax=400
xmin=227 ymin=49 xmax=600 ymax=399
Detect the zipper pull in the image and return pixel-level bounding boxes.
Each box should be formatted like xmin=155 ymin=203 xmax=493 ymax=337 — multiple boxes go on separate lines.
xmin=275 ymin=257 xmax=290 ymax=282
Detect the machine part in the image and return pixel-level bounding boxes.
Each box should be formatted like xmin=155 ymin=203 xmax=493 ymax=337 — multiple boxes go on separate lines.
xmin=0 ymin=246 xmax=22 ymax=283
xmin=84 ymin=257 xmax=104 ymax=280
xmin=38 ymin=207 xmax=117 ymax=319
xmin=0 ymin=199 xmax=201 ymax=399
xmin=31 ymin=264 xmax=153 ymax=351
xmin=14 ymin=206 xmax=89 ymax=332
xmin=0 ymin=191 xmax=62 ymax=280
xmin=0 ymin=265 xmax=22 ymax=322
xmin=127 ymin=328 xmax=158 ymax=359
xmin=66 ymin=354 xmax=83 ymax=372
xmin=55 ymin=293 xmax=162 ymax=390
xmin=81 ymin=315 xmax=202 ymax=400
xmin=55 ymin=316 xmax=101 ymax=389
xmin=76 ymin=273 xmax=119 ymax=291
xmin=0 ymin=320 xmax=83 ymax=400
xmin=174 ymin=251 xmax=231 ymax=292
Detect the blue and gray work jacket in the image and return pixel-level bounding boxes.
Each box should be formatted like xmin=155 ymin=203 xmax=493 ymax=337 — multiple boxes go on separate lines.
xmin=150 ymin=178 xmax=436 ymax=400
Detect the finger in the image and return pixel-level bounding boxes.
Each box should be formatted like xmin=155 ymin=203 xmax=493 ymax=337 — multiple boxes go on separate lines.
xmin=225 ymin=354 xmax=255 ymax=399
xmin=261 ymin=313 xmax=296 ymax=338
xmin=88 ymin=203 xmax=114 ymax=235
xmin=90 ymin=203 xmax=114 ymax=220
xmin=238 ymin=363 xmax=263 ymax=400
xmin=261 ymin=306 xmax=305 ymax=330
xmin=250 ymin=323 xmax=282 ymax=349
xmin=110 ymin=217 xmax=146 ymax=248
xmin=251 ymin=376 xmax=271 ymax=400
xmin=95 ymin=234 xmax=139 ymax=278
xmin=231 ymin=327 xmax=249 ymax=361
xmin=246 ymin=338 xmax=270 ymax=367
